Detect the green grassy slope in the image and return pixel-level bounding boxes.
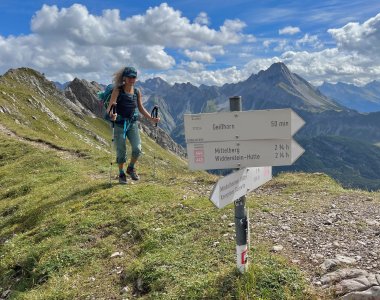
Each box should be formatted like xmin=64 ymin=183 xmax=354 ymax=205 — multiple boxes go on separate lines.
xmin=0 ymin=68 xmax=350 ymax=299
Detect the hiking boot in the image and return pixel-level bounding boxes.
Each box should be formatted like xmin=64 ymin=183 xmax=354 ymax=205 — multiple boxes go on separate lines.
xmin=127 ymin=166 xmax=140 ymax=181
xmin=119 ymin=172 xmax=127 ymax=184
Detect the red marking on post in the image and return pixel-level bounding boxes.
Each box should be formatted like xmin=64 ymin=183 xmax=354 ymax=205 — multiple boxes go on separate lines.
xmin=241 ymin=248 xmax=248 ymax=264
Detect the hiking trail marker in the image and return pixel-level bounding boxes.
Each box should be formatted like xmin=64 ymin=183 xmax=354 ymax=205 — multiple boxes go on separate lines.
xmin=184 ymin=100 xmax=305 ymax=274
xmin=210 ymin=166 xmax=272 ymax=209
xmin=184 ymin=109 xmax=305 ymax=143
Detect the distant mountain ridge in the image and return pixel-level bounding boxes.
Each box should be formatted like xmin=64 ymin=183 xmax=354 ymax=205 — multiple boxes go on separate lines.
xmin=4 ymin=65 xmax=379 ymax=190
xmin=319 ymin=81 xmax=380 ymax=112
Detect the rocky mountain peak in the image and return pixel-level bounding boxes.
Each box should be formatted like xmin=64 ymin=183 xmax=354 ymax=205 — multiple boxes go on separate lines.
xmin=2 ymin=67 xmax=57 ymax=92
xmin=257 ymin=62 xmax=294 ymax=85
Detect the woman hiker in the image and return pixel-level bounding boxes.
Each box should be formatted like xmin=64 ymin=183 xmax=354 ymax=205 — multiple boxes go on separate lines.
xmin=106 ymin=66 xmax=160 ymax=184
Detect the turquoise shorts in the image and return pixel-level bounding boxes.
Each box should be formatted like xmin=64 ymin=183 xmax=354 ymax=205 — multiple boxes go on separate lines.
xmin=114 ymin=121 xmax=141 ymax=164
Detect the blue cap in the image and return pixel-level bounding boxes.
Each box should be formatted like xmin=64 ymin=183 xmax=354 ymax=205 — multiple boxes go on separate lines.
xmin=123 ymin=67 xmax=137 ymax=78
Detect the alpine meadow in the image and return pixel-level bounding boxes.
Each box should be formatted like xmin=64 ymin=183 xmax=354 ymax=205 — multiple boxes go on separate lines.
xmin=1 ymin=65 xmax=379 ymax=300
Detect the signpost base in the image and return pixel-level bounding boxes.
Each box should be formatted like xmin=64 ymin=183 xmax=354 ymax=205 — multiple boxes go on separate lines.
xmin=234 ymin=196 xmax=248 ymax=273
xmin=236 ymin=244 xmax=248 ymax=273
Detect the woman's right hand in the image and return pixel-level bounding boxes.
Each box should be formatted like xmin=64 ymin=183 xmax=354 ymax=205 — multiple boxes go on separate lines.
xmin=108 ymin=110 xmax=117 ymax=121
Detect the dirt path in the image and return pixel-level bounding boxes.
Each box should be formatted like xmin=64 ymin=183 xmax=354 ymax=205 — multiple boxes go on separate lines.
xmin=0 ymin=123 xmax=83 ymax=160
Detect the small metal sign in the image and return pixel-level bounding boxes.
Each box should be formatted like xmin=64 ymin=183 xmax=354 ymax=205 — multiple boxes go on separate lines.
xmin=184 ymin=109 xmax=305 ymax=143
xmin=187 ymin=139 xmax=304 ymax=170
xmin=210 ymin=167 xmax=272 ymax=208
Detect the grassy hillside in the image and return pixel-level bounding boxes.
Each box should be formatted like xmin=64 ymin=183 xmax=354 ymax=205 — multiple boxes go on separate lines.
xmin=0 ymin=69 xmax=319 ymax=299
xmin=2 ymin=68 xmax=379 ymax=299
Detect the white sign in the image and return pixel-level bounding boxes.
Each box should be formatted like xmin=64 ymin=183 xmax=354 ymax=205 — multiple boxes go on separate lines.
xmin=184 ymin=109 xmax=305 ymax=143
xmin=187 ymin=139 xmax=304 ymax=170
xmin=210 ymin=167 xmax=272 ymax=209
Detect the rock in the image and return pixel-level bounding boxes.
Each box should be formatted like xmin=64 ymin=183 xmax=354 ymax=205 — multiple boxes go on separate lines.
xmin=111 ymin=251 xmax=123 ymax=258
xmin=341 ymin=286 xmax=380 ymax=300
xmin=137 ymin=278 xmax=144 ymax=292
xmin=365 ymin=219 xmax=380 ymax=226
xmin=228 ymin=222 xmax=235 ymax=227
xmin=336 ymin=276 xmax=374 ymax=296
xmin=320 ymin=259 xmax=339 ymax=273
xmin=221 ymin=214 xmax=228 ymax=220
xmin=272 ymin=245 xmax=284 ymax=252
xmin=320 ymin=268 xmax=369 ymax=285
xmin=1 ymin=290 xmax=11 ymax=298
xmin=121 ymin=286 xmax=129 ymax=294
xmin=336 ymin=255 xmax=356 ymax=265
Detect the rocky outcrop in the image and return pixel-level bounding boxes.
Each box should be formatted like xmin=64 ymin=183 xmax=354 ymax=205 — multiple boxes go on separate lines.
xmin=139 ymin=116 xmax=186 ymax=158
xmin=65 ymin=78 xmax=102 ymax=118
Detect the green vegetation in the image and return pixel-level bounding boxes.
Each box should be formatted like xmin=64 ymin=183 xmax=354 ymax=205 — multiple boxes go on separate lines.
xmin=0 ymin=132 xmax=319 ymax=299
xmin=0 ymin=69 xmax=321 ymax=299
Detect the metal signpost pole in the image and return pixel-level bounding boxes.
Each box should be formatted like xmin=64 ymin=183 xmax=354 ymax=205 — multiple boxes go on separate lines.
xmin=229 ymin=96 xmax=249 ymax=273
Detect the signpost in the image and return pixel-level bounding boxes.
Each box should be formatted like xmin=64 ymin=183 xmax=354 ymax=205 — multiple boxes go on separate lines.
xmin=184 ymin=109 xmax=305 ymax=143
xmin=183 ymin=96 xmax=305 ymax=274
xmin=187 ymin=139 xmax=304 ymax=170
xmin=210 ymin=166 xmax=272 ymax=209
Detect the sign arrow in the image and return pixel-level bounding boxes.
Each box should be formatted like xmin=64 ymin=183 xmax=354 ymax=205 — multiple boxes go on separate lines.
xmin=184 ymin=109 xmax=305 ymax=143
xmin=210 ymin=167 xmax=272 ymax=209
xmin=187 ymin=139 xmax=304 ymax=170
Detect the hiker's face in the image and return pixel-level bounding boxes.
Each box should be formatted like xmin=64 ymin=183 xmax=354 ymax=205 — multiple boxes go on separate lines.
xmin=125 ymin=76 xmax=136 ymax=84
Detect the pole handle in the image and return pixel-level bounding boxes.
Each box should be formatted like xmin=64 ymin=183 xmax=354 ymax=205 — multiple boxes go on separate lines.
xmin=151 ymin=105 xmax=159 ymax=127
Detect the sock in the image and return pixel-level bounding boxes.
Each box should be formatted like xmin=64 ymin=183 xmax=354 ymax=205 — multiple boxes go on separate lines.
xmin=128 ymin=162 xmax=135 ymax=169
xmin=119 ymin=169 xmax=125 ymax=175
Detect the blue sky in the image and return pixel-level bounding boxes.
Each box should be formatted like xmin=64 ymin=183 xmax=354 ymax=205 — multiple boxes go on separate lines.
xmin=0 ymin=1 xmax=380 ymax=86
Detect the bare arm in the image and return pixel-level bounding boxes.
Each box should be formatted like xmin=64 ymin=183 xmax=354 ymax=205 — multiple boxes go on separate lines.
xmin=106 ymin=87 xmax=120 ymax=114
xmin=106 ymin=87 xmax=120 ymax=121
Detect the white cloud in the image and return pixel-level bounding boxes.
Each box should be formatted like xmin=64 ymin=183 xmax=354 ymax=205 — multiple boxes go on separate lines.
xmin=279 ymin=26 xmax=301 ymax=35
xmin=0 ymin=3 xmax=250 ymax=83
xmin=194 ymin=12 xmax=209 ymax=25
xmin=184 ymin=50 xmax=215 ymax=63
xmin=1 ymin=4 xmax=379 ymax=87
xmin=181 ymin=61 xmax=205 ymax=72
xmin=328 ymin=12 xmax=380 ymax=61
xmin=295 ymin=34 xmax=324 ymax=49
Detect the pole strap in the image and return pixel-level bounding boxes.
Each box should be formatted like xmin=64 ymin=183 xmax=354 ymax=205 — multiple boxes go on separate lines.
xmin=151 ymin=105 xmax=159 ymax=127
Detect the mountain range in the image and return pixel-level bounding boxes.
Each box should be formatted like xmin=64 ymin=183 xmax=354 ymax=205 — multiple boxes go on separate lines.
xmin=319 ymin=81 xmax=380 ymax=113
xmin=3 ymin=63 xmax=380 ymax=190
xmin=139 ymin=63 xmax=380 ymax=190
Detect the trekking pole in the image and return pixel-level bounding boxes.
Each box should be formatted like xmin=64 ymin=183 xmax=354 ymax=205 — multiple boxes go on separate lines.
xmin=150 ymin=106 xmax=159 ymax=178
xmin=109 ymin=105 xmax=116 ymax=187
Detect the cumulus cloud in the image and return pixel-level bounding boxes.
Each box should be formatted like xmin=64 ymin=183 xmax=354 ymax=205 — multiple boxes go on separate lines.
xmin=328 ymin=12 xmax=380 ymax=60
xmin=295 ymin=34 xmax=324 ymax=49
xmin=279 ymin=26 xmax=301 ymax=35
xmin=0 ymin=3 xmax=250 ymax=83
xmin=184 ymin=50 xmax=215 ymax=63
xmin=194 ymin=12 xmax=209 ymax=25
xmin=1 ymin=3 xmax=379 ymax=87
xmin=242 ymin=13 xmax=380 ymax=86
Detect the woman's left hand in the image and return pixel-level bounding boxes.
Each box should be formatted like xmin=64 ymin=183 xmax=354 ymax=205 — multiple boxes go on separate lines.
xmin=151 ymin=117 xmax=160 ymax=124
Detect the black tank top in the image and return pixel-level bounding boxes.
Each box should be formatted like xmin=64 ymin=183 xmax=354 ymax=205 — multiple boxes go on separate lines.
xmin=116 ymin=88 xmax=138 ymax=119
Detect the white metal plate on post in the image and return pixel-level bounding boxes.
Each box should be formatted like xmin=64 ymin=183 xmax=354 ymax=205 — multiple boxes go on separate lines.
xmin=187 ymin=139 xmax=304 ymax=170
xmin=210 ymin=167 xmax=272 ymax=209
xmin=184 ymin=109 xmax=304 ymax=143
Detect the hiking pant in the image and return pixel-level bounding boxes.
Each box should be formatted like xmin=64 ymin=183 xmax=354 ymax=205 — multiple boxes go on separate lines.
xmin=114 ymin=121 xmax=141 ymax=164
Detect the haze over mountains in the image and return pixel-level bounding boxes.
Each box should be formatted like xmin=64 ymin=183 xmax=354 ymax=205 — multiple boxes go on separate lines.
xmin=7 ymin=63 xmax=380 ymax=190
xmin=319 ymin=81 xmax=380 ymax=113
